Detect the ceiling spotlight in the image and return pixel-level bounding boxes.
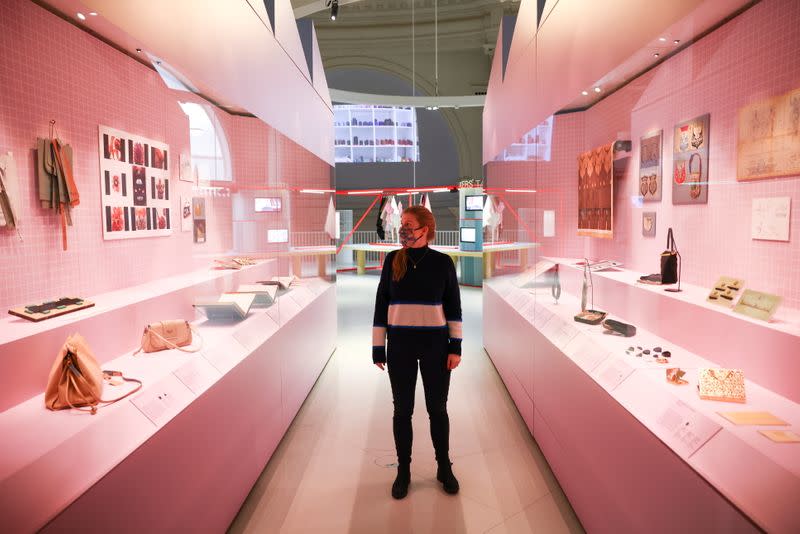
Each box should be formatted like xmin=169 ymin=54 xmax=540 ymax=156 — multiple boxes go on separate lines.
xmin=594 ymin=87 xmax=601 ymax=93
xmin=654 ymin=53 xmax=660 ymax=58
xmin=431 ymin=106 xmax=439 ymax=111
xmin=673 ymin=39 xmax=680 ymax=44
xmin=658 ymin=37 xmax=667 ymax=42
xmin=136 ymin=48 xmax=142 ymax=53
xmin=330 ymin=0 xmax=338 ymax=20
xmin=76 ymin=12 xmax=86 ymax=20
xmin=581 ymin=90 xmax=589 ymax=96
xmin=89 ymin=12 xmax=97 ymax=16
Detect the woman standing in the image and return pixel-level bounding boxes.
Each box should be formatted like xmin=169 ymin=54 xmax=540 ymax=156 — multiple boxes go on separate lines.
xmin=372 ymin=205 xmax=463 ymax=499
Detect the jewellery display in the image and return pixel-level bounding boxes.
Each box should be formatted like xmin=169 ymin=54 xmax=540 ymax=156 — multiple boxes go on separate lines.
xmin=625 ymin=345 xmax=671 ymax=360
xmin=732 ymin=289 xmax=782 ymax=322
xmin=697 ymin=368 xmax=746 ymax=403
xmin=9 ymin=297 xmax=95 ymax=322
xmin=707 ymin=276 xmax=745 ymax=307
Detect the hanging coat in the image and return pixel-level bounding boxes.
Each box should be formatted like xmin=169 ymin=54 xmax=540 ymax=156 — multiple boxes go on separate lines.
xmin=376 ymin=196 xmax=387 ymax=240
xmin=324 ymin=195 xmax=337 ymax=239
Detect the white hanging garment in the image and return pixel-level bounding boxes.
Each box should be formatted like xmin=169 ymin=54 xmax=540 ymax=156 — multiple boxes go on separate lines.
xmin=324 ymin=195 xmax=337 ymax=239
xmin=497 ymin=200 xmax=506 ymax=235
xmin=482 ymin=194 xmax=495 ymax=228
xmin=423 ymin=193 xmax=433 ymax=213
xmin=381 ymin=195 xmax=395 ymax=238
xmin=391 ymin=196 xmax=401 ymax=241
xmin=0 ymin=152 xmax=21 ymax=229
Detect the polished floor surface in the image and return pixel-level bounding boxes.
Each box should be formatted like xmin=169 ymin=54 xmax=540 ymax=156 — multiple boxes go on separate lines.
xmin=230 ymin=273 xmax=583 ymax=533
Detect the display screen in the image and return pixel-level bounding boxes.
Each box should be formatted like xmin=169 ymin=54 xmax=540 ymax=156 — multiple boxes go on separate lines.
xmin=460 ymin=227 xmax=477 ymax=243
xmin=267 ymin=229 xmax=289 ymax=243
xmin=465 ymin=195 xmax=484 ymax=211
xmin=255 ymin=197 xmax=282 ymax=212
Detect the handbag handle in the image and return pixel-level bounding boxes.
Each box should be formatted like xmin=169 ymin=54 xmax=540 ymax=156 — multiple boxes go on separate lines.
xmin=689 ymin=152 xmax=701 ymax=176
xmin=666 ymin=227 xmax=676 ymax=253
xmin=63 ymin=361 xmax=143 ymax=414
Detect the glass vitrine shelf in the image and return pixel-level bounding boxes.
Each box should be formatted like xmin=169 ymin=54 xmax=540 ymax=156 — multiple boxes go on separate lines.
xmin=333 ymin=105 xmax=419 ymax=163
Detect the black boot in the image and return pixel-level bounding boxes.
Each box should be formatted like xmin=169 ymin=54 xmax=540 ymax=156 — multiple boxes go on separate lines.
xmin=392 ymin=463 xmax=411 ymax=499
xmin=437 ymin=461 xmax=459 ymax=495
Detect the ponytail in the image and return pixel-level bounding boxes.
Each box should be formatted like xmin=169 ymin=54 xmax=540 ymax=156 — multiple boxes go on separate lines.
xmin=392 ymin=248 xmax=408 ymax=282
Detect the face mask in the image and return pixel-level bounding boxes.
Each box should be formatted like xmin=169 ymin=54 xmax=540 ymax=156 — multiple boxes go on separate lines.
xmin=399 ymin=225 xmax=423 ymax=247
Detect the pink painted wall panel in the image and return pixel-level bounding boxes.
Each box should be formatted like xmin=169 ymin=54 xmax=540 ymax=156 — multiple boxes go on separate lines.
xmin=0 ymin=0 xmax=333 ymax=312
xmin=487 ymin=0 xmax=800 ymax=308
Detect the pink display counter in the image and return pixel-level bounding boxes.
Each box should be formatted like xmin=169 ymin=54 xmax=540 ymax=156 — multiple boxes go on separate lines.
xmin=484 ymin=273 xmax=800 ymax=533
xmin=0 ymin=272 xmax=336 ymax=532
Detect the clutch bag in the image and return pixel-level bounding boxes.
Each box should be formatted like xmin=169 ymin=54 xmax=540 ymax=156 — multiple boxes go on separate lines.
xmin=697 ymin=368 xmax=746 ymax=403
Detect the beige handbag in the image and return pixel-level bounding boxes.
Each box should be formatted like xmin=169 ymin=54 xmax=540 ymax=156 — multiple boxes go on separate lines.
xmin=45 ymin=334 xmax=142 ymax=414
xmin=136 ymin=320 xmax=202 ymax=354
xmin=697 ymin=368 xmax=746 ymax=403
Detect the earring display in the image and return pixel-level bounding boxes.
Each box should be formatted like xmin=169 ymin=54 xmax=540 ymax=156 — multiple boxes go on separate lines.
xmin=625 ymin=345 xmax=671 ymax=360
xmin=673 ymin=114 xmax=710 ymax=205
xmin=639 ymin=130 xmax=662 ymax=201
xmin=707 ymin=276 xmax=745 ymax=307
xmin=732 ymin=289 xmax=782 ymax=321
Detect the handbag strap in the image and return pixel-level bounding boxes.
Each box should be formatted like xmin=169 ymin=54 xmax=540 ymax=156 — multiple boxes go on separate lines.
xmin=666 ymin=227 xmax=676 ymax=253
xmin=64 ymin=365 xmax=144 ymax=415
xmin=689 ymin=152 xmax=701 ymax=175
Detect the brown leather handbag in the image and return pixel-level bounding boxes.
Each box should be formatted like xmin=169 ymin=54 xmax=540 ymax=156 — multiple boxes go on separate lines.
xmin=136 ymin=320 xmax=201 ymax=354
xmin=45 ymin=334 xmax=142 ymax=414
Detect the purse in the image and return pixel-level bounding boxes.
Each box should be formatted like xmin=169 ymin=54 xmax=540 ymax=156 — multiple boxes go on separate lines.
xmin=697 ymin=368 xmax=746 ymax=403
xmin=136 ymin=320 xmax=202 ymax=354
xmin=45 ymin=334 xmax=142 ymax=414
xmin=660 ymin=228 xmax=678 ymax=285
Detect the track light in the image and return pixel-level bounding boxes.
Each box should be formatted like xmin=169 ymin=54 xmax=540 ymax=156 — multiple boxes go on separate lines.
xmin=330 ymin=0 xmax=338 ymax=20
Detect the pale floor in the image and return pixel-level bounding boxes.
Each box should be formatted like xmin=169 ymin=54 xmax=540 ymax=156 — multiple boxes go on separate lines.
xmin=229 ymin=273 xmax=584 ymax=533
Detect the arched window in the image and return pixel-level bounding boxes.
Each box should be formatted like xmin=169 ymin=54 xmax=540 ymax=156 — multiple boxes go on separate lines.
xmin=179 ymin=102 xmax=232 ymax=182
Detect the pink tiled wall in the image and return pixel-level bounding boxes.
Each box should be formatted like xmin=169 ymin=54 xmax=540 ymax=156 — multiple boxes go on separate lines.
xmin=0 ymin=0 xmax=332 ymax=311
xmin=488 ymin=0 xmax=800 ymax=308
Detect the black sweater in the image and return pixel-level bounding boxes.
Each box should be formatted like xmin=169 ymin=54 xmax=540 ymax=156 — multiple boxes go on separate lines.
xmin=372 ymin=246 xmax=463 ymax=363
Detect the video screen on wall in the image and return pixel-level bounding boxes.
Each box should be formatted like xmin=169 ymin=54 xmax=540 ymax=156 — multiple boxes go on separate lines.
xmin=465 ymin=195 xmax=484 ymax=211
xmin=460 ymin=227 xmax=477 ymax=243
xmin=255 ymin=197 xmax=282 ymax=212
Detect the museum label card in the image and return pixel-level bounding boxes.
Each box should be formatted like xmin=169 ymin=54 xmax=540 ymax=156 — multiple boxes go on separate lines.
xmin=202 ymin=339 xmax=248 ymax=374
xmin=130 ymin=376 xmax=192 ymax=427
xmin=593 ymin=358 xmax=635 ymax=392
xmin=233 ymin=312 xmax=279 ymax=352
xmin=656 ymin=400 xmax=722 ymax=457
xmin=717 ymin=411 xmax=789 ymax=426
xmin=174 ymin=358 xmax=220 ymax=395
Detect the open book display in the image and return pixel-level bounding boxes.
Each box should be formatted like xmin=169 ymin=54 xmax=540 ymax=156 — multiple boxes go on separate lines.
xmin=194 ymin=293 xmax=256 ymax=320
xmin=271 ymin=276 xmax=297 ymax=290
xmin=236 ymin=284 xmax=278 ymax=306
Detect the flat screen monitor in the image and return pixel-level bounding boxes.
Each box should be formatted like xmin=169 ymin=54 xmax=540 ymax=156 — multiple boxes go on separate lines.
xmin=255 ymin=197 xmax=282 ymax=212
xmin=460 ymin=227 xmax=477 ymax=243
xmin=267 ymin=229 xmax=289 ymax=243
xmin=465 ymin=195 xmax=484 ymax=211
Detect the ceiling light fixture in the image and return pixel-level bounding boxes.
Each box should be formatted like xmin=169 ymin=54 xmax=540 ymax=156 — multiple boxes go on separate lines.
xmin=76 ymin=12 xmax=86 ymax=20
xmin=582 ymin=90 xmax=589 ymax=96
xmin=347 ymin=189 xmax=383 ymax=195
xmin=505 ymin=189 xmax=537 ymax=193
xmin=135 ymin=48 xmax=142 ymax=53
xmin=673 ymin=39 xmax=680 ymax=44
xmin=329 ymin=0 xmax=338 ymax=21
xmin=594 ymin=87 xmax=601 ymax=93
xmin=654 ymin=53 xmax=660 ymax=58
xmin=89 ymin=12 xmax=97 ymax=16
xmin=658 ymin=37 xmax=667 ymax=42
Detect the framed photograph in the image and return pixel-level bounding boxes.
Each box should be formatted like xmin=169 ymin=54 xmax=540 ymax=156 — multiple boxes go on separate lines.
xmin=737 ymin=88 xmax=800 ymax=181
xmin=194 ymin=219 xmax=206 ymax=243
xmin=642 ymin=212 xmax=656 ymax=237
xmin=639 ymin=130 xmax=662 ymax=201
xmin=672 ymin=114 xmax=709 ymax=205
xmin=99 ymin=125 xmax=171 ymax=240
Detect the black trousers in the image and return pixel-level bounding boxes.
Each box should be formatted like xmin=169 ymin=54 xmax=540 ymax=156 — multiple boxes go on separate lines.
xmin=387 ymin=337 xmax=452 ymax=465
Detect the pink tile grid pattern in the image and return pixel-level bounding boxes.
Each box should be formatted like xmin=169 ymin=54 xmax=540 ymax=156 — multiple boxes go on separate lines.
xmin=0 ymin=0 xmax=333 ymax=312
xmin=488 ymin=0 xmax=800 ymax=309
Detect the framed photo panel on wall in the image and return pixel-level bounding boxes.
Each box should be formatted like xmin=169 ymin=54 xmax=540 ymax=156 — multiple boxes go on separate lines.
xmin=672 ymin=114 xmax=710 ymax=205
xmin=639 ymin=130 xmax=662 ymax=201
xmin=192 ymin=197 xmax=206 ymax=243
xmin=99 ymin=126 xmax=171 ymax=239
xmin=737 ymin=87 xmax=800 ymax=181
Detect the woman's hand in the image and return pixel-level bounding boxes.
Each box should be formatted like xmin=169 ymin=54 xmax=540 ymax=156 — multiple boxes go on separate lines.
xmin=375 ymin=362 xmax=385 ymax=371
xmin=447 ymin=354 xmax=461 ymax=370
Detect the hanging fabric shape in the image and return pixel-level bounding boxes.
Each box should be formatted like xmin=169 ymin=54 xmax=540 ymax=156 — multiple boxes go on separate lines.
xmin=395 ymin=200 xmax=403 ymax=241
xmin=496 ymin=200 xmax=505 ymax=235
xmin=0 ymin=152 xmax=21 ymax=232
xmin=422 ymin=193 xmax=433 ymax=213
xmin=389 ymin=196 xmax=400 ymax=241
xmin=324 ymin=195 xmax=337 ymax=239
xmin=381 ymin=195 xmax=395 ymax=240
xmin=36 ymin=130 xmax=78 ymax=250
xmin=376 ymin=196 xmax=387 ymax=240
xmin=482 ymin=194 xmax=495 ymax=228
